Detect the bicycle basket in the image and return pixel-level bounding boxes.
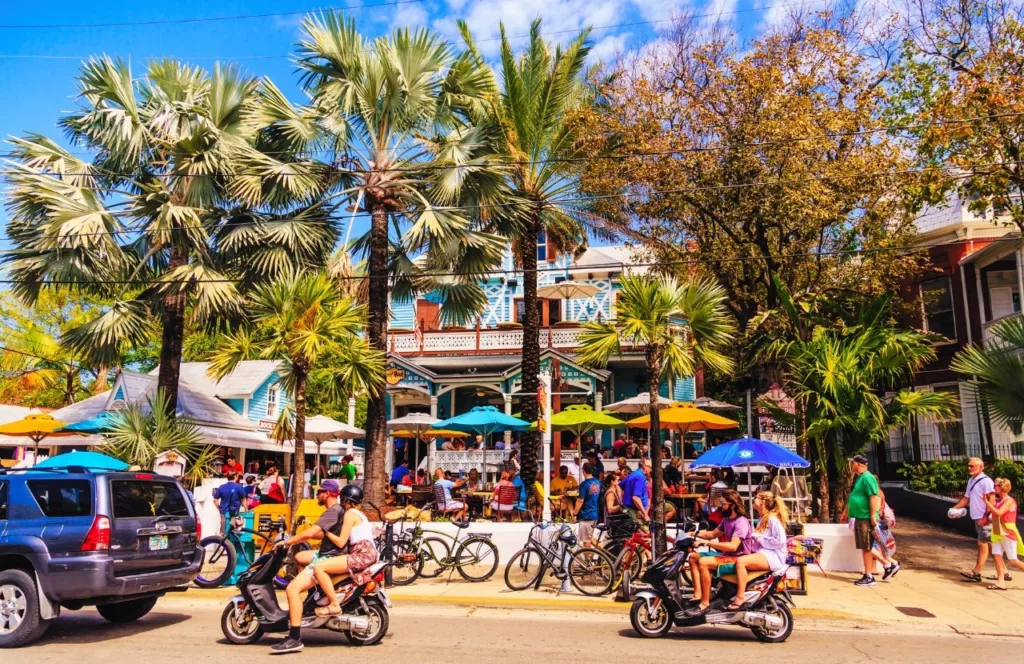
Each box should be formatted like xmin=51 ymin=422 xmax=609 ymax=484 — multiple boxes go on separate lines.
xmin=606 ymin=514 xmax=636 ymax=541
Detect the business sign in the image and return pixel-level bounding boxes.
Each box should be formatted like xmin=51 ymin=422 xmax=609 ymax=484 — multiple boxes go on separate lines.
xmin=385 ymin=367 xmax=406 ymax=385
xmin=537 ymin=383 xmax=548 ymax=433
xmin=257 ymin=419 xmax=277 ymax=431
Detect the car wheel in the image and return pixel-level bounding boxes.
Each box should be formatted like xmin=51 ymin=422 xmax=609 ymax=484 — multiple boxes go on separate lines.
xmin=96 ymin=597 xmax=158 ymax=623
xmin=0 ymin=569 xmax=50 ymax=648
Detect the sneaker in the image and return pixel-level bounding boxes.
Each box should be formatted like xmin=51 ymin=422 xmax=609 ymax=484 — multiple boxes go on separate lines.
xmin=270 ymin=637 xmax=304 ymax=655
xmin=882 ymin=563 xmax=900 ymax=581
xmin=854 ymin=575 xmax=876 ymax=587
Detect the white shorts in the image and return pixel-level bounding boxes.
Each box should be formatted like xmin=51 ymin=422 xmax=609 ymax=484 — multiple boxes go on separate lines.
xmin=992 ymin=539 xmax=1019 ymax=560
xmin=442 ymin=501 xmax=465 ymax=511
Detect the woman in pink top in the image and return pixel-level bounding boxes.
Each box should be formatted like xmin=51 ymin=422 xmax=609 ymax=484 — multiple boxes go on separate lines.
xmin=985 ymin=477 xmax=1024 ymax=590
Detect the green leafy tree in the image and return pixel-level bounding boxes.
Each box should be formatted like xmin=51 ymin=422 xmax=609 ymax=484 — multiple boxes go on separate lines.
xmin=207 ymin=270 xmax=385 ymax=517
xmin=951 ymin=315 xmax=1024 ymax=438
xmin=577 ymin=274 xmax=735 ymax=551
xmin=768 ymin=289 xmax=957 ymax=521
xmin=460 ymin=19 xmax=606 ymax=485
xmin=102 ymin=390 xmax=220 ymax=487
xmin=4 ymin=58 xmax=335 ymax=415
xmin=296 ymin=13 xmax=510 ymax=505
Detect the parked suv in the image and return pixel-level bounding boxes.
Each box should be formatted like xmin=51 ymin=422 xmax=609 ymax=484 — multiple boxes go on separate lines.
xmin=0 ymin=468 xmax=203 ymax=647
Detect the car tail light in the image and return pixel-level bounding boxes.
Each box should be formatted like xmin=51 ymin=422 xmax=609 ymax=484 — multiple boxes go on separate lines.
xmin=82 ymin=515 xmax=111 ymax=551
xmin=196 ymin=518 xmax=202 ymax=542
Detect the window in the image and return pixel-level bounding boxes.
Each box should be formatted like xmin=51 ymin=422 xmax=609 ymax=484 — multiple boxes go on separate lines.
xmin=266 ymin=385 xmax=279 ymax=418
xmin=933 ymin=385 xmax=966 ymax=457
xmin=920 ymin=277 xmax=957 ymax=340
xmin=111 ymin=480 xmax=190 ymax=519
xmin=27 ymin=480 xmax=92 ymax=518
xmin=537 ymin=230 xmax=547 ymax=261
xmin=0 ymin=481 xmax=7 ymax=520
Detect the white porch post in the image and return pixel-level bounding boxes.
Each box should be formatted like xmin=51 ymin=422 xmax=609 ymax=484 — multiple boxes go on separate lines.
xmin=386 ymin=397 xmax=396 ymax=477
xmin=540 ymin=372 xmax=553 ymax=523
xmin=347 ymin=396 xmax=357 ymax=426
xmin=429 ymin=396 xmax=439 ymax=477
xmin=594 ymin=389 xmax=604 ymax=449
xmin=503 ymin=393 xmax=513 ymax=445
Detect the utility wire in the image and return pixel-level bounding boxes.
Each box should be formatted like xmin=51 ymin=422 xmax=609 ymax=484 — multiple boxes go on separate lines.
xmin=3 ymin=157 xmax=1020 ymax=239
xmin=8 ymin=111 xmax=1023 ymax=176
xmin=1 ymin=234 xmax=1022 ymax=286
xmin=0 ymin=343 xmax=76 ymax=369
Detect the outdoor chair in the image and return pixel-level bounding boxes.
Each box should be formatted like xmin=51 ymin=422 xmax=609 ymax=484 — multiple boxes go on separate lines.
xmin=433 ymin=483 xmax=468 ymax=526
xmin=493 ymin=485 xmax=518 ymax=522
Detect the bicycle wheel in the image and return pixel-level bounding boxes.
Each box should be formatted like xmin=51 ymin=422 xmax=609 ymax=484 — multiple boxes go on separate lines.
xmin=613 ymin=547 xmax=643 ymax=586
xmin=504 ymin=547 xmax=546 ymax=591
xmin=419 ymin=537 xmax=451 ymax=578
xmin=195 ymin=537 xmax=236 ymax=588
xmin=389 ymin=538 xmax=424 ymax=586
xmin=455 ymin=536 xmax=499 ymax=582
xmin=569 ymin=547 xmax=616 ymax=596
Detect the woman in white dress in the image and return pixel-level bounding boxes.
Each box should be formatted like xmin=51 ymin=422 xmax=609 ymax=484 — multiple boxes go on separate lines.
xmin=728 ymin=490 xmax=790 ymax=610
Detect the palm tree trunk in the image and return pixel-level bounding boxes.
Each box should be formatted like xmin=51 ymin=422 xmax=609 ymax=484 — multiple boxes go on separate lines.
xmin=363 ymin=201 xmax=390 ymax=509
xmin=64 ymin=367 xmax=76 ymax=405
xmin=93 ymin=364 xmax=109 ymax=394
xmin=647 ymin=346 xmax=666 ymax=555
xmin=290 ymin=367 xmax=308 ymax=524
xmin=810 ymin=440 xmax=830 ymax=522
xmin=156 ymin=245 xmax=188 ymax=418
xmin=518 ymin=217 xmax=541 ymax=488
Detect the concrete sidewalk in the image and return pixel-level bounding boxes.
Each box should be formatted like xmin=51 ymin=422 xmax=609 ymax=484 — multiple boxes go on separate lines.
xmin=172 ymin=566 xmax=1024 ymax=638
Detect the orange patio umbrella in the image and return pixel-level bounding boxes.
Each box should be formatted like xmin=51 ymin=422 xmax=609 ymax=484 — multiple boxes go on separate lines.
xmin=626 ymin=403 xmax=739 ymax=432
xmin=0 ymin=413 xmax=79 ymax=460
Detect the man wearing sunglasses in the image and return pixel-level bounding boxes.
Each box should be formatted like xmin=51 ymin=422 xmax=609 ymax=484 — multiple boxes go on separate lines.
xmin=685 ymin=489 xmax=757 ymax=617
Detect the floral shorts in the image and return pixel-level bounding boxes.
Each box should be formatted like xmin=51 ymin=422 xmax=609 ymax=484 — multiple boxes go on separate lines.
xmin=347 ymin=540 xmax=379 ymax=585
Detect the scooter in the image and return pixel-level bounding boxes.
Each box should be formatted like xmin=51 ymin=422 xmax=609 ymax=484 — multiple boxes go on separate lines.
xmin=220 ymin=546 xmax=391 ymax=647
xmin=629 ymin=535 xmax=795 ymax=643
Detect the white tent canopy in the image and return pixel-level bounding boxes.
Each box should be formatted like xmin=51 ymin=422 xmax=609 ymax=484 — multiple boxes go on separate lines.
xmin=603 ymin=392 xmax=677 ymax=414
xmin=303 ymin=414 xmax=364 ymax=441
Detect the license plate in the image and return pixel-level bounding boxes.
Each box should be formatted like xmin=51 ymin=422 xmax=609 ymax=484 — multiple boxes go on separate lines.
xmin=377 ymin=589 xmax=392 ymax=609
xmin=149 ymin=535 xmax=168 ymax=551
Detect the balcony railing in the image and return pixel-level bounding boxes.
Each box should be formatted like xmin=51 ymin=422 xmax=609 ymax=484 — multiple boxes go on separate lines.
xmin=390 ymin=323 xmax=615 ymax=355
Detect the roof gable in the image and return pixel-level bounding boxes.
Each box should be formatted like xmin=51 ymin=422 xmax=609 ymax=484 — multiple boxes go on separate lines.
xmin=149 ymin=360 xmax=282 ymax=398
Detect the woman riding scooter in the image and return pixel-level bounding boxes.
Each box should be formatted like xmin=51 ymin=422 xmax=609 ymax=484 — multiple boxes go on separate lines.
xmin=311 ymin=484 xmax=380 ymax=618
xmin=728 ymin=491 xmax=789 ymax=610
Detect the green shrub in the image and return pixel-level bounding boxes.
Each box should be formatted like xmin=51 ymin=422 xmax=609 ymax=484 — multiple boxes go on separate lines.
xmin=899 ymin=460 xmax=1024 ymax=494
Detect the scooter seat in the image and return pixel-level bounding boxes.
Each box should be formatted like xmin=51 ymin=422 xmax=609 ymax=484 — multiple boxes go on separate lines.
xmin=718 ymin=570 xmax=770 ymax=585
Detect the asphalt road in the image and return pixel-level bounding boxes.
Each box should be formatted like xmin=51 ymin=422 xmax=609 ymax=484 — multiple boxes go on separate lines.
xmin=6 ymin=600 xmax=1018 ymax=664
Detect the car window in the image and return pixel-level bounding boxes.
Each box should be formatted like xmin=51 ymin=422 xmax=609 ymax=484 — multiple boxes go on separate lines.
xmin=26 ymin=479 xmax=93 ymax=517
xmin=0 ymin=481 xmax=7 ymax=520
xmin=111 ymin=480 xmax=189 ymax=518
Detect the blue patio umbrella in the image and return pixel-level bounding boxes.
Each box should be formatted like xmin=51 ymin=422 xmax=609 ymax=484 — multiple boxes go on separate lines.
xmin=432 ymin=406 xmax=530 ymax=478
xmin=691 ymin=437 xmax=809 ymax=469
xmin=35 ymin=450 xmax=129 ymax=471
xmin=56 ymin=412 xmax=121 ymax=434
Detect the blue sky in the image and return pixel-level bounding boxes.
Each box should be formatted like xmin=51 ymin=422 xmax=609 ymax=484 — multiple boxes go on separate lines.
xmin=0 ymin=0 xmax=805 ymax=247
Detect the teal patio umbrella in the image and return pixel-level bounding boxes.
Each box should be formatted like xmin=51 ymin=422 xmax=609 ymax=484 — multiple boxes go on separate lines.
xmin=35 ymin=450 xmax=129 ymax=471
xmin=56 ymin=412 xmax=121 ymax=434
xmin=432 ymin=406 xmax=531 ymax=478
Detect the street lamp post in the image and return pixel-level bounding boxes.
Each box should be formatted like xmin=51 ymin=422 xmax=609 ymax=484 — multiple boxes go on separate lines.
xmin=539 ymin=372 xmax=553 ymax=523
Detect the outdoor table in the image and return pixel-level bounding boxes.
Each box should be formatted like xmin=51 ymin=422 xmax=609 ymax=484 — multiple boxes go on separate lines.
xmin=666 ymin=492 xmax=703 ymax=521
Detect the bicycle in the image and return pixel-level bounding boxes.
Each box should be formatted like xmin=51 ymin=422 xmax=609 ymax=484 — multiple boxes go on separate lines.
xmin=504 ymin=522 xmax=618 ymax=596
xmin=614 ymin=519 xmax=708 ymax=591
xmin=385 ymin=510 xmax=500 ymax=584
xmin=195 ymin=516 xmax=308 ymax=589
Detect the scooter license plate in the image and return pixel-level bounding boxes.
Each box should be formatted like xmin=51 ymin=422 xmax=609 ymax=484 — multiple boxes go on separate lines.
xmin=377 ymin=589 xmax=392 ymax=609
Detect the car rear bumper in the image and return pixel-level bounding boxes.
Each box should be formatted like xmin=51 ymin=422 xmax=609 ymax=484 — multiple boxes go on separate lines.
xmin=41 ymin=546 xmax=204 ymax=604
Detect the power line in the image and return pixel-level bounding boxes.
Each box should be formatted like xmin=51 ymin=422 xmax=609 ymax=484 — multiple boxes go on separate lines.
xmin=0 ymin=1 xmax=429 ymax=29
xmin=0 ymin=343 xmax=76 ymax=369
xmin=10 ymin=111 xmax=1023 ymax=176
xmin=3 ymin=234 xmax=1024 ymax=286
xmin=4 ymin=158 xmax=1021 ymax=239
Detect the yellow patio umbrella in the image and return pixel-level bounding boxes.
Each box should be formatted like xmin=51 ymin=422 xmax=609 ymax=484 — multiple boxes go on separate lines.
xmin=0 ymin=413 xmax=77 ymax=460
xmin=626 ymin=403 xmax=739 ymax=432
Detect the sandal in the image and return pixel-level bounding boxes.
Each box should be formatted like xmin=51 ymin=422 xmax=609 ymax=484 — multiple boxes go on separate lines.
xmin=986 ymin=584 xmax=1008 ymax=591
xmin=314 ymin=604 xmax=342 ymax=617
xmin=960 ymin=571 xmax=982 ymax=582
xmin=986 ymin=574 xmax=1012 ymax=581
xmin=726 ymin=600 xmax=746 ymax=611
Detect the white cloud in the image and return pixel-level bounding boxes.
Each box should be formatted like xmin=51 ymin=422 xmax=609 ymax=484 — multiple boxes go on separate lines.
xmin=589 ymin=32 xmax=632 ymax=65
xmin=629 ymin=0 xmax=690 ymax=24
xmin=391 ymin=4 xmax=430 ymax=29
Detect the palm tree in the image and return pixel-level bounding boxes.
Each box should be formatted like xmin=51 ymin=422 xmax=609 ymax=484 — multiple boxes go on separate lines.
xmin=459 ymin=19 xmax=602 ymax=485
xmin=207 ymin=270 xmax=385 ymax=517
xmin=577 ymin=274 xmax=736 ymax=551
xmin=770 ymin=300 xmax=957 ymax=521
xmin=102 ymin=390 xmax=220 ymax=487
xmin=4 ymin=58 xmax=333 ymax=416
xmin=296 ymin=13 xmax=510 ymax=505
xmin=952 ymin=315 xmax=1024 ymax=439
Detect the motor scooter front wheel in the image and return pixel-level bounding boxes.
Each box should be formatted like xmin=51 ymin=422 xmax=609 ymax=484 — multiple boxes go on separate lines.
xmin=629 ymin=597 xmax=672 ymax=638
xmin=347 ymin=597 xmax=389 ymax=646
xmin=750 ymin=600 xmax=793 ymax=643
xmin=221 ymin=602 xmax=264 ymax=645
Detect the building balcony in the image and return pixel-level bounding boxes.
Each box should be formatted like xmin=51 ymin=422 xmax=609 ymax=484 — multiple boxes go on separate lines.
xmin=388 ymin=323 xmax=635 ymax=356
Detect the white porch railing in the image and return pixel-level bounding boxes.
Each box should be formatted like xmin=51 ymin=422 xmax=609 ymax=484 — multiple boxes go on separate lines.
xmin=390 ymin=324 xmax=635 ymax=355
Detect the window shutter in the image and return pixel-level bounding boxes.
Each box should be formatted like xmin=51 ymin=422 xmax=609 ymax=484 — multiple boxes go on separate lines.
xmin=958 ymin=381 xmax=982 ymax=457
xmin=916 ymin=386 xmax=938 ymax=461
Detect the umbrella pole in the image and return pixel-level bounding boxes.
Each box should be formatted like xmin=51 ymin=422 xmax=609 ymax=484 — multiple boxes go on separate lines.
xmin=315 ymin=441 xmax=322 ymax=486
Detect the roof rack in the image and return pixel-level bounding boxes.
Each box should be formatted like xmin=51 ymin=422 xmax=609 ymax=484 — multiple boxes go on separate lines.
xmin=0 ymin=465 xmax=97 ymax=476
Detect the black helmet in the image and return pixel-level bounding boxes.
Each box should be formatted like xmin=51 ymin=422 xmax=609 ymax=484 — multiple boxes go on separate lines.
xmin=340 ymin=484 xmax=363 ymax=504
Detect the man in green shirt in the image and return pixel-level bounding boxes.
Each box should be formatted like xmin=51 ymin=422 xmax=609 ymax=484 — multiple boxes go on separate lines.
xmin=843 ymin=454 xmax=881 ymax=586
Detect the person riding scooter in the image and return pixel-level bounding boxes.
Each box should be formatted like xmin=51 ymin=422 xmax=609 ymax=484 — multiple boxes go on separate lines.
xmin=686 ymin=489 xmax=756 ymax=617
xmin=311 ymin=484 xmax=380 ymax=618
xmin=270 ymin=479 xmax=346 ymax=654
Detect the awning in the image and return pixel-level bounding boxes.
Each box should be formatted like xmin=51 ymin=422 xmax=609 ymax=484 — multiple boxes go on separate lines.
xmin=958 ymin=233 xmax=1022 ymax=267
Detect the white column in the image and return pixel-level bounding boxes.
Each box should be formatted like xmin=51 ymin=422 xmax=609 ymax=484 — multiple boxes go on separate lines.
xmin=386 ymin=397 xmax=396 ymax=477
xmin=1016 ymin=247 xmax=1024 ymax=316
xmin=347 ymin=396 xmax=357 ymax=426
xmin=540 ymin=372 xmax=553 ymax=523
xmin=594 ymin=389 xmax=605 ymax=450
xmin=428 ymin=396 xmax=439 ymax=477
xmin=503 ymin=393 xmax=513 ymax=445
